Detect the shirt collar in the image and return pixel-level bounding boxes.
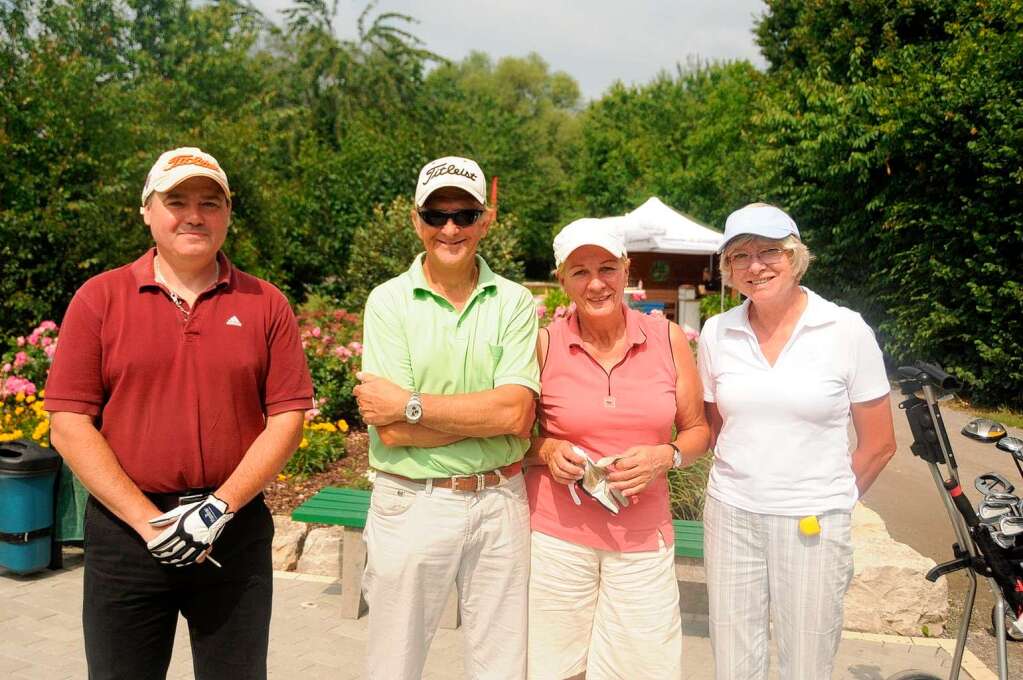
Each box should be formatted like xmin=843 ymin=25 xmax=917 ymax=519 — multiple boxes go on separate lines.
xmin=132 ymin=248 xmax=233 ymax=292
xmin=720 ymin=286 xmax=838 ymax=337
xmin=408 ymin=253 xmax=497 ymax=297
xmin=564 ymin=303 xmax=648 ymax=349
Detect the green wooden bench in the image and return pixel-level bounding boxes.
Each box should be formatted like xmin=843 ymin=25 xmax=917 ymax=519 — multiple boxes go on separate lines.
xmin=292 ymin=486 xmax=705 ymax=623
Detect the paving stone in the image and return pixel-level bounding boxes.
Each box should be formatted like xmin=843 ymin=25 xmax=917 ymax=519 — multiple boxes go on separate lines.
xmin=0 ymin=654 xmax=31 ymax=674
xmin=0 ymin=566 xmax=989 ymax=679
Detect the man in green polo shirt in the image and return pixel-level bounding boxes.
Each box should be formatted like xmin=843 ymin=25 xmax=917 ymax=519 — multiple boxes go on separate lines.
xmin=354 ymin=155 xmax=539 ymax=679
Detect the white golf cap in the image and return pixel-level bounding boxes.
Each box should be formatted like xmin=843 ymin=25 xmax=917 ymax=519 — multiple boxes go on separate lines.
xmin=415 ymin=156 xmax=487 ymax=207
xmin=720 ymin=203 xmax=799 ymax=252
xmin=141 ymin=147 xmax=231 ymax=207
xmin=553 ymin=217 xmax=628 ymax=269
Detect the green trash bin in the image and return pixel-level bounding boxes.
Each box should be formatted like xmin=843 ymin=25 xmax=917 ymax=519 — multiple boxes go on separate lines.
xmin=55 ymin=461 xmax=88 ymax=542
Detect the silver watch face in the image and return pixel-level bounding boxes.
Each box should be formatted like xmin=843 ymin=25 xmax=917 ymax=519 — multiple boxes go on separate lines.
xmin=405 ymin=402 xmax=423 ymax=422
xmin=672 ymin=448 xmax=683 ymax=468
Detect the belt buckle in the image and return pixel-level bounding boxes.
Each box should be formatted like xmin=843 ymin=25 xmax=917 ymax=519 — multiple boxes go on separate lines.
xmin=178 ymin=493 xmax=205 ymax=506
xmin=450 ymin=473 xmax=486 ymax=492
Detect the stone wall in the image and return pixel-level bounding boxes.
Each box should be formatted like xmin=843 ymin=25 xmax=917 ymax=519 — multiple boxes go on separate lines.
xmin=276 ymin=501 xmax=948 ymax=636
xmin=844 ymin=504 xmax=948 ymax=636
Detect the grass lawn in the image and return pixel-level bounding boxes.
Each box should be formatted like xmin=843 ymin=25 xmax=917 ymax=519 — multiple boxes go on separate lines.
xmin=948 ymin=399 xmax=1023 ymax=429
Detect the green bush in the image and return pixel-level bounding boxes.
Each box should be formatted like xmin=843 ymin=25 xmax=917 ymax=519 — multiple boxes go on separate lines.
xmin=284 ymin=420 xmax=348 ymax=478
xmin=699 ymin=291 xmax=743 ymax=323
xmin=340 ymin=195 xmax=525 ymax=312
xmin=538 ymin=287 xmax=571 ymax=327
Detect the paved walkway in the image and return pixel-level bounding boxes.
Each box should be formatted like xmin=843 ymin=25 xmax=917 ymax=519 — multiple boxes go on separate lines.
xmin=1 ymin=549 xmax=994 ymax=680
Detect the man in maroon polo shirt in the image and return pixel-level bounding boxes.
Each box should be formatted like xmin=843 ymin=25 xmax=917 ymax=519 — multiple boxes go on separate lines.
xmin=44 ymin=146 xmax=313 ymax=680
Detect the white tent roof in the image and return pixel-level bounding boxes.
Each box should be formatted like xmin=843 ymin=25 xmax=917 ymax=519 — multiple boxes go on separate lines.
xmin=622 ymin=197 xmax=723 ymax=255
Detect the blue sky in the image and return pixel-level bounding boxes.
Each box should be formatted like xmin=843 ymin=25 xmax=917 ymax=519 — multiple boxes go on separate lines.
xmin=251 ymin=0 xmax=769 ymax=100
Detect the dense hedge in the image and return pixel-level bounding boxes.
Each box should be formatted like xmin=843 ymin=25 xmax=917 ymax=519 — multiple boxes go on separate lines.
xmin=753 ymin=0 xmax=1023 ymax=407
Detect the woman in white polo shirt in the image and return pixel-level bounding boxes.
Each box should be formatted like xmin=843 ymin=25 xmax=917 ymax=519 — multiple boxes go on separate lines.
xmin=697 ymin=203 xmax=897 ymax=680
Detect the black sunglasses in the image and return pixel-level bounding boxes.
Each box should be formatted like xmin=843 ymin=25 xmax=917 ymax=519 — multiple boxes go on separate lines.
xmin=417 ymin=209 xmax=483 ymax=228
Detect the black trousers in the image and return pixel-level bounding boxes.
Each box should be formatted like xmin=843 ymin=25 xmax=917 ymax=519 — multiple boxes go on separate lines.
xmin=82 ymin=494 xmax=274 ymax=680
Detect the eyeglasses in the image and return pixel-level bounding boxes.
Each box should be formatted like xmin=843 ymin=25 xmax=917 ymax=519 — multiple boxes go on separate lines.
xmin=417 ymin=209 xmax=483 ymax=228
xmin=727 ymin=247 xmax=788 ymax=270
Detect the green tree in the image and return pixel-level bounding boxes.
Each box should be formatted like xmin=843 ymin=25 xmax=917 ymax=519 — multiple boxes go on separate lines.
xmin=753 ymin=0 xmax=1023 ymax=407
xmin=342 ymin=195 xmax=524 ymax=312
xmin=574 ymin=61 xmax=764 ymax=228
xmin=422 ymin=52 xmax=582 ymax=278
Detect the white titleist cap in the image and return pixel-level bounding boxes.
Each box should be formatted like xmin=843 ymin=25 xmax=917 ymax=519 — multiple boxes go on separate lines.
xmin=415 ymin=156 xmax=487 ymax=207
xmin=553 ymin=217 xmax=628 ymax=269
xmin=720 ymin=203 xmax=799 ymax=252
xmin=141 ymin=147 xmax=231 ymax=207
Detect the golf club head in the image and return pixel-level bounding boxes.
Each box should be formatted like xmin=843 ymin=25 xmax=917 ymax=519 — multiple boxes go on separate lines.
xmin=998 ymin=515 xmax=1023 ymax=537
xmin=979 ymin=502 xmax=1015 ymax=522
xmin=996 ymin=435 xmax=1023 ymax=460
xmin=962 ymin=418 xmax=1007 ymax=443
xmin=988 ymin=528 xmax=1017 ymax=550
xmin=984 ymin=492 xmax=1020 ymax=507
xmin=975 ymin=472 xmax=1015 ymax=496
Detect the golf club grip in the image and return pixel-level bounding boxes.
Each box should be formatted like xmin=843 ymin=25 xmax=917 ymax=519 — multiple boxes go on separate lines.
xmin=944 ymin=480 xmax=980 ymax=528
xmin=913 ymin=361 xmax=960 ymax=390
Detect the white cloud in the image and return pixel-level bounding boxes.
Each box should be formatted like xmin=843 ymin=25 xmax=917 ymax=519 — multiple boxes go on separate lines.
xmin=251 ymin=0 xmax=768 ymax=100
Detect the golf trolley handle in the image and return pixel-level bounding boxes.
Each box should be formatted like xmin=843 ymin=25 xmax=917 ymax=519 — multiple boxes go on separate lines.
xmin=897 ymin=361 xmax=961 ymax=391
xmin=944 ymin=479 xmax=980 ymax=527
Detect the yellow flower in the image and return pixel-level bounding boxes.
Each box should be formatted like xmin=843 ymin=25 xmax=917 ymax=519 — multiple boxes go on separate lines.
xmin=38 ymin=389 xmax=45 ymax=398
xmin=14 ymin=406 xmax=24 ymax=415
xmin=277 ymin=473 xmax=287 ymax=481
xmin=337 ymin=419 xmax=349 ymax=433
xmin=26 ymin=395 xmax=35 ymax=404
xmin=299 ymin=437 xmax=309 ymax=449
xmin=32 ymin=421 xmax=49 ymax=440
xmin=15 ymin=392 xmax=25 ymax=403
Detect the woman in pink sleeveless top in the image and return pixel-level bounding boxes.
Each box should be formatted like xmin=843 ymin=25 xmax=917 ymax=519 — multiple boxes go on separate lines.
xmin=525 ymin=217 xmax=710 ymax=680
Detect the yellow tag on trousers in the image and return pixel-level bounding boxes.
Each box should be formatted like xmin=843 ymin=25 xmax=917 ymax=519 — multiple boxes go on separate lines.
xmin=799 ymin=515 xmax=821 ymax=536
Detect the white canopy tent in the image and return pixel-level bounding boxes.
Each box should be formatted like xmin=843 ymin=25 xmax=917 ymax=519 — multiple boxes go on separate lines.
xmin=621 ymin=196 xmax=723 ymax=254
xmin=620 ymin=197 xmax=729 ymax=322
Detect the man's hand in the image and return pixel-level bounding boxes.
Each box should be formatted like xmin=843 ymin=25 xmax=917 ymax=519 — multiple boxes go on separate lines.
xmin=606 ymin=445 xmax=673 ymax=499
xmin=146 ymin=494 xmax=233 ymax=567
xmin=354 ymin=372 xmax=410 ymax=426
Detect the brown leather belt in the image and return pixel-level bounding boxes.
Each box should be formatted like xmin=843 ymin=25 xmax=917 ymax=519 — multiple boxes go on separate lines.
xmin=382 ymin=462 xmax=522 ymax=492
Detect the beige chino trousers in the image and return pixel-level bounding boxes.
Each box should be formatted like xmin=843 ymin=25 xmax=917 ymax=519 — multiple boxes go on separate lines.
xmin=362 ymin=472 xmax=530 ymax=680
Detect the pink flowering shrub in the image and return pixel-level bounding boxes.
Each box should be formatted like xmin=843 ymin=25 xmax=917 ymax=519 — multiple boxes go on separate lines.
xmin=297 ymin=308 xmax=364 ymax=426
xmin=0 ymin=321 xmax=59 ymax=444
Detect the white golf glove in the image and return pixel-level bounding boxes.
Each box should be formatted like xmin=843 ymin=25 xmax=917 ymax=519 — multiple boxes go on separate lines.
xmin=567 ymin=446 xmax=629 ymax=514
xmin=146 ymin=494 xmax=233 ymax=567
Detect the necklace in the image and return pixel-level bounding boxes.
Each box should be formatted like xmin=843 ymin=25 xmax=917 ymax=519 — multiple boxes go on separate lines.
xmin=154 ymin=256 xmax=219 ymax=319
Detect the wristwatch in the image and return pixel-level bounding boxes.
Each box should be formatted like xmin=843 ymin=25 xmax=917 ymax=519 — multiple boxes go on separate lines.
xmin=404 ymin=391 xmax=423 ymax=424
xmin=667 ymin=442 xmax=683 ymax=469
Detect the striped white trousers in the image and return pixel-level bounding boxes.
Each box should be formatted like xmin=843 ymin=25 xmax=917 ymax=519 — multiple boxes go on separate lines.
xmin=703 ymin=495 xmax=854 ymax=680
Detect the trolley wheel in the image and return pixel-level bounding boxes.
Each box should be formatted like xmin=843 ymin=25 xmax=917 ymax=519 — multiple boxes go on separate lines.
xmin=991 ymin=604 xmax=1023 ymax=642
xmin=886 ymin=672 xmax=943 ymax=680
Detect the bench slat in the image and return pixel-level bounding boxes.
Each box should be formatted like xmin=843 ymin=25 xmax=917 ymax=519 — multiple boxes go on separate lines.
xmin=292 ymin=508 xmax=368 ymax=528
xmin=291 ymin=488 xmax=704 ymax=559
